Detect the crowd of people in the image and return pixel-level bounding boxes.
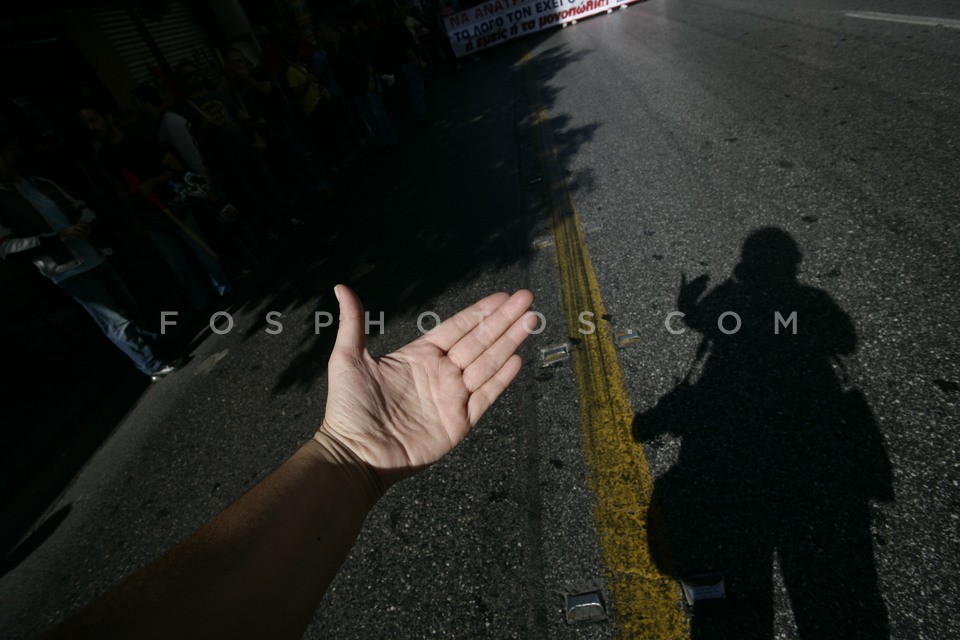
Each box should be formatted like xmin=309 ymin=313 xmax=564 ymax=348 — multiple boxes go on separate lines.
xmin=1 ymin=6 xmax=457 ymax=381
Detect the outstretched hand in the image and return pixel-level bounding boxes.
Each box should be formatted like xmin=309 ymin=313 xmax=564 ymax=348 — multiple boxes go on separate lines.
xmin=317 ymin=285 xmax=536 ymax=490
xmin=44 ymin=285 xmax=536 ymax=639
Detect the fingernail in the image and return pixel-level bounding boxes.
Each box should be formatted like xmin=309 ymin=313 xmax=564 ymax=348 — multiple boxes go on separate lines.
xmin=334 ymin=285 xmax=341 ymax=303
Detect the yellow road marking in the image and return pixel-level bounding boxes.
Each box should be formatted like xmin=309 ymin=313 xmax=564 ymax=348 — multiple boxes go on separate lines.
xmin=522 ymin=54 xmax=689 ymax=639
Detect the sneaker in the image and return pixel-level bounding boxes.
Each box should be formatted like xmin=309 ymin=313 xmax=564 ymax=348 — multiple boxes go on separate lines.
xmin=150 ymin=360 xmax=181 ymax=382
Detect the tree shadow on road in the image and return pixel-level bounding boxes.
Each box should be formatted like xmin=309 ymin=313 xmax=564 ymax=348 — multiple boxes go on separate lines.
xmin=633 ymin=227 xmax=894 ymax=639
xmin=226 ymin=39 xmax=598 ymax=394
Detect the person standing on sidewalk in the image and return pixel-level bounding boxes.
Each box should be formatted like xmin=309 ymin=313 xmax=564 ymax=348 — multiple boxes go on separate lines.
xmin=223 ymin=48 xmax=331 ymax=199
xmin=0 ymin=129 xmax=177 ymax=380
xmin=129 ymin=84 xmax=262 ymax=279
xmin=175 ymin=61 xmax=300 ymax=235
xmin=341 ymin=20 xmax=400 ymax=149
xmin=384 ymin=9 xmax=428 ymax=122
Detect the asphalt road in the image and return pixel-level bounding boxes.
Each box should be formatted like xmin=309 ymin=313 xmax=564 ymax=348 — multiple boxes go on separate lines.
xmin=2 ymin=1 xmax=958 ymax=638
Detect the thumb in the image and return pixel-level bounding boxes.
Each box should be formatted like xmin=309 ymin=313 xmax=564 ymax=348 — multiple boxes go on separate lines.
xmin=333 ymin=284 xmax=366 ymax=353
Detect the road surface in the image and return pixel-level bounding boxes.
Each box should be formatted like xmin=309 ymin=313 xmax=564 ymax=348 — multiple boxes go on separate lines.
xmin=2 ymin=1 xmax=958 ymax=638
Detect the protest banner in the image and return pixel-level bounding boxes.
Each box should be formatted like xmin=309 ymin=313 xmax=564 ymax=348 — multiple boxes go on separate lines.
xmin=442 ymin=0 xmax=638 ymax=57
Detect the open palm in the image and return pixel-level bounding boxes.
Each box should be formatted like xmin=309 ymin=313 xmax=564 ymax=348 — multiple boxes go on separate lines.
xmin=319 ymin=285 xmax=535 ymax=488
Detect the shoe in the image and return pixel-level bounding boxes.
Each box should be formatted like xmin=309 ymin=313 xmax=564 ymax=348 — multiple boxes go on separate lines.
xmin=150 ymin=359 xmax=183 ymax=382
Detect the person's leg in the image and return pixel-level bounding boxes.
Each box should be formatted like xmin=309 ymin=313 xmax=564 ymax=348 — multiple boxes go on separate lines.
xmin=401 ymin=61 xmax=427 ymax=120
xmin=95 ymin=260 xmax=142 ymax=318
xmin=215 ymin=206 xmax=260 ymax=273
xmin=366 ymin=87 xmax=399 ymax=146
xmin=147 ymin=226 xmax=210 ymax=309
xmin=333 ymin=95 xmax=361 ymax=146
xmin=217 ymin=155 xmax=284 ymax=234
xmin=311 ymin=100 xmax=347 ymax=165
xmin=350 ymin=94 xmax=375 ymax=141
xmin=225 ymin=205 xmax=263 ymax=265
xmin=237 ymin=145 xmax=296 ymax=225
xmin=779 ymin=501 xmax=890 ymax=639
xmin=58 ymin=265 xmax=165 ymax=375
xmin=269 ymin=118 xmax=327 ymax=191
xmin=176 ymin=211 xmax=232 ymax=297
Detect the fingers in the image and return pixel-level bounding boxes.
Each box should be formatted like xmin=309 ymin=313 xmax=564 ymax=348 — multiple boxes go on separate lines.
xmin=444 ymin=290 xmax=534 ymax=370
xmin=467 ymin=354 xmax=523 ymax=426
xmin=421 ymin=291 xmax=512 ymax=352
xmin=461 ymin=308 xmax=537 ymax=392
xmin=333 ymin=284 xmax=366 ymax=354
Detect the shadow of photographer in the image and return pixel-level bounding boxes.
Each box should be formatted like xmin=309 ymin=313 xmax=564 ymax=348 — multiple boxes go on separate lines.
xmin=633 ymin=227 xmax=894 ymax=639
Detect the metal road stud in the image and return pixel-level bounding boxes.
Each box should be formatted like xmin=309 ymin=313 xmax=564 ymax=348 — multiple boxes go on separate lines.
xmin=582 ymin=221 xmax=602 ymax=234
xmin=614 ymin=328 xmax=642 ymax=348
xmin=533 ymin=236 xmax=555 ymax=249
xmin=564 ymin=590 xmax=607 ymax=624
xmin=680 ymin=573 xmax=726 ymax=606
xmin=540 ymin=343 xmax=571 ymax=366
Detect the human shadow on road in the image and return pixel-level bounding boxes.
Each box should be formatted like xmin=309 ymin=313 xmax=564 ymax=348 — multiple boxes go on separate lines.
xmin=633 ymin=227 xmax=894 ymax=639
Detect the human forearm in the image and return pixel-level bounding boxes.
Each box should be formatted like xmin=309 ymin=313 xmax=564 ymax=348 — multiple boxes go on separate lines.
xmin=48 ymin=432 xmax=381 ymax=639
xmin=0 ymin=229 xmax=88 ymax=257
xmin=42 ymin=285 xmax=535 ymax=638
xmin=0 ymin=233 xmax=41 ymax=258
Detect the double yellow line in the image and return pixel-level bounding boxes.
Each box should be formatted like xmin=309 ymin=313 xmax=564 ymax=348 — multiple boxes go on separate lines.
xmin=522 ymin=54 xmax=688 ymax=639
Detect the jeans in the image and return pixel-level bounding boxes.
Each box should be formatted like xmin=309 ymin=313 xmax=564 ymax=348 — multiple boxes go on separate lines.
xmin=352 ymin=86 xmax=399 ymax=146
xmin=148 ymin=210 xmax=232 ymax=309
xmin=58 ymin=263 xmax=165 ymax=375
xmin=215 ymin=145 xmax=288 ymax=231
xmin=267 ymin=117 xmax=327 ymax=191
